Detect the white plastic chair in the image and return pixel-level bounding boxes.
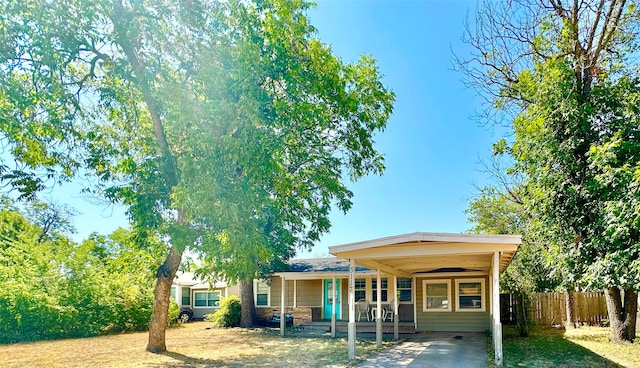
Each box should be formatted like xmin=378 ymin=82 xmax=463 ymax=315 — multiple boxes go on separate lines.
xmin=382 ymin=299 xmax=395 ymax=322
xmin=356 ymin=298 xmax=371 ymax=321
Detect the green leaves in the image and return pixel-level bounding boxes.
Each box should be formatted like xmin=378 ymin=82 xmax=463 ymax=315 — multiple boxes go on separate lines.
xmin=0 ymin=198 xmax=162 ymax=342
xmin=0 ymin=0 xmax=393 ymax=283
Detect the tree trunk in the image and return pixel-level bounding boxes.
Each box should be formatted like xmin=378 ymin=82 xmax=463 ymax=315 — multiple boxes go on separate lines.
xmin=514 ymin=292 xmax=529 ymax=337
xmin=146 ymin=244 xmax=184 ymax=353
xmin=565 ymin=290 xmax=577 ymax=329
xmin=604 ymin=287 xmax=637 ymax=343
xmin=623 ymin=289 xmax=637 ymax=341
xmin=240 ymin=278 xmax=257 ymax=328
xmin=111 ymin=0 xmax=184 ymax=354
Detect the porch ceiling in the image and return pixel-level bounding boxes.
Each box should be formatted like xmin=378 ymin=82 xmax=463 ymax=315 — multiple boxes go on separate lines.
xmin=329 ymin=232 xmax=521 ymax=277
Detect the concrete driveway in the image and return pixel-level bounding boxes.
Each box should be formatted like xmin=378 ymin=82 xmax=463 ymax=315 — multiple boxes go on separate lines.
xmin=356 ymin=332 xmax=487 ymax=368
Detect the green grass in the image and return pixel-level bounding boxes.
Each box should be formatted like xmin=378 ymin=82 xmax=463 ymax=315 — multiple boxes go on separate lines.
xmin=488 ymin=326 xmax=640 ymax=368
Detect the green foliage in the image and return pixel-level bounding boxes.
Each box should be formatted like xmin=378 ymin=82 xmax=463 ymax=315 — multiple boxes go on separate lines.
xmin=0 ymin=199 xmax=161 ymax=342
xmin=466 ymin=180 xmax=559 ymax=336
xmin=0 ymin=0 xmax=394 ymax=344
xmin=463 ymin=0 xmax=640 ymax=341
xmin=167 ymin=300 xmax=181 ymax=328
xmin=0 ymin=0 xmax=394 ymax=280
xmin=206 ymin=295 xmax=242 ymax=327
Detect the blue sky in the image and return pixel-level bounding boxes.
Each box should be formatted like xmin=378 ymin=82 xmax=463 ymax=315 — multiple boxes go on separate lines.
xmin=52 ymin=0 xmax=509 ymax=256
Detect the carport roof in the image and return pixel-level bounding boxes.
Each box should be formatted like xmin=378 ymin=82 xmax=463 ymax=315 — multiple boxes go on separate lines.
xmin=328 ymin=232 xmax=521 ymax=277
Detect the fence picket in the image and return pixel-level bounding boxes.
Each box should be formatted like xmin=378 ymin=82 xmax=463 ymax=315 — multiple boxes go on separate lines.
xmin=500 ymin=291 xmax=608 ymax=326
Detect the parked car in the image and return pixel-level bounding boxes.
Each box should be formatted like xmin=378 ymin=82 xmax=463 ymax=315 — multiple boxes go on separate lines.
xmin=179 ymin=306 xmax=193 ymax=323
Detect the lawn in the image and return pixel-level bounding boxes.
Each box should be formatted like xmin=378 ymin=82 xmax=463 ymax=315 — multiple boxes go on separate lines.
xmin=490 ymin=326 xmax=640 ymax=368
xmin=0 ymin=322 xmax=388 ymax=368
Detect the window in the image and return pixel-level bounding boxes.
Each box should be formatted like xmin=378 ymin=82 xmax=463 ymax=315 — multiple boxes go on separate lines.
xmin=194 ymin=291 xmax=221 ymax=307
xmin=355 ymin=278 xmax=366 ymax=301
xmin=170 ymin=287 xmax=176 ymax=301
xmin=397 ymin=278 xmax=412 ymax=302
xmin=255 ymin=280 xmax=270 ymax=306
xmin=371 ymin=278 xmax=388 ymax=302
xmin=455 ymin=279 xmax=485 ymax=312
xmin=423 ymin=280 xmax=451 ymax=312
xmin=181 ymin=287 xmax=190 ymax=306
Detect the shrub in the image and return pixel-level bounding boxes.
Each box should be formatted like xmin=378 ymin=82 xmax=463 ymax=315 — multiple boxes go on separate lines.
xmin=206 ymin=295 xmax=241 ymax=327
xmin=167 ymin=299 xmax=181 ymax=327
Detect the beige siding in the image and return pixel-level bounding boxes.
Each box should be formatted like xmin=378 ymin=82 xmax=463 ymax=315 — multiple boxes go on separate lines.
xmin=415 ymin=276 xmax=490 ymax=332
xmin=268 ymin=276 xmax=281 ymax=307
xmin=270 ymin=278 xmax=323 ymax=307
xmin=294 ymin=280 xmax=323 ymax=306
xmin=226 ymin=284 xmax=240 ymax=297
xmin=191 ymin=287 xmax=226 ymax=319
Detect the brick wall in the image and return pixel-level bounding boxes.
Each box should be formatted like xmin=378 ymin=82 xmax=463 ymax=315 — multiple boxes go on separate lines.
xmin=256 ymin=307 xmax=313 ymax=325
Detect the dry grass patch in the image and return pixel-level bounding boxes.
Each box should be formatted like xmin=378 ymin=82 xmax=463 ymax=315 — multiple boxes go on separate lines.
xmin=564 ymin=326 xmax=640 ymax=368
xmin=0 ymin=322 xmax=388 ymax=368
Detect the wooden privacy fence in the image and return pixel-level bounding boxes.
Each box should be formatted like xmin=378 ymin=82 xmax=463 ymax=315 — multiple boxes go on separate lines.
xmin=501 ymin=292 xmax=608 ymax=326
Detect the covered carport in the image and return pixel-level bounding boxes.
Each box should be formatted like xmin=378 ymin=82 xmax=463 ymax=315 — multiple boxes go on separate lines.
xmin=328 ymin=232 xmax=520 ymax=366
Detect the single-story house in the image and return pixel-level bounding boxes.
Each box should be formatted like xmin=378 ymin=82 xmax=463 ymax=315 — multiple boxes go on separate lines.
xmin=170 ymin=271 xmax=239 ymax=320
xmin=172 ymin=232 xmax=520 ymax=365
xmin=264 ymin=232 xmax=521 ymax=365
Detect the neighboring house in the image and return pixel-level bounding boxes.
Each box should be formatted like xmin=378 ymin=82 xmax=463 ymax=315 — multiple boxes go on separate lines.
xmin=170 ymin=272 xmax=239 ymax=320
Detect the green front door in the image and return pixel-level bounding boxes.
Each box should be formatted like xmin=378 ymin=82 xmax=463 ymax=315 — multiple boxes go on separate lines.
xmin=323 ymin=279 xmax=341 ymax=320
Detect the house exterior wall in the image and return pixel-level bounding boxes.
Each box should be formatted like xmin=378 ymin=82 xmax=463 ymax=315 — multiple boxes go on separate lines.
xmin=415 ymin=276 xmax=490 ymax=332
xmin=268 ymin=278 xmax=323 ymax=308
xmin=190 ymin=286 xmax=228 ymax=320
xmin=296 ymin=280 xmax=323 ymax=306
xmin=226 ymin=284 xmax=240 ymax=297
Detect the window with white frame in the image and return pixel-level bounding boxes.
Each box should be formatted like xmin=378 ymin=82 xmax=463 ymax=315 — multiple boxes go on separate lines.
xmin=355 ymin=278 xmax=366 ymax=301
xmin=455 ymin=279 xmax=485 ymax=311
xmin=422 ymin=280 xmax=451 ymax=311
xmin=181 ymin=287 xmax=190 ymax=306
xmin=397 ymin=278 xmax=412 ymax=302
xmin=372 ymin=277 xmax=388 ymax=302
xmin=254 ymin=280 xmax=270 ymax=306
xmin=194 ymin=291 xmax=221 ymax=307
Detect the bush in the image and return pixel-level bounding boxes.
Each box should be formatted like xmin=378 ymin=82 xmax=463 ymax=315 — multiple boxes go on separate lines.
xmin=206 ymin=295 xmax=241 ymax=327
xmin=167 ymin=299 xmax=181 ymax=327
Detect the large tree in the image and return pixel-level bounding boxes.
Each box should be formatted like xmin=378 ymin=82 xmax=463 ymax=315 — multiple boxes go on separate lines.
xmin=466 ymin=154 xmax=561 ymax=336
xmin=459 ymin=0 xmax=639 ymax=342
xmin=0 ymin=0 xmax=394 ymax=352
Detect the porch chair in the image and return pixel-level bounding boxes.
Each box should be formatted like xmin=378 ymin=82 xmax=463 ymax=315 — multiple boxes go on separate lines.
xmin=382 ymin=299 xmax=395 ymax=322
xmin=356 ymin=298 xmax=371 ymax=321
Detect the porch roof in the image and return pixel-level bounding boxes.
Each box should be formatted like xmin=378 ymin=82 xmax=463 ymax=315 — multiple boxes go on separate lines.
xmin=328 ymin=232 xmax=521 ymax=277
xmin=275 ymin=257 xmax=377 ymax=279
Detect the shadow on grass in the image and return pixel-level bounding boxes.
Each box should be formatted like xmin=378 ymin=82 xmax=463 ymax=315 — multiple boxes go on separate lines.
xmin=157 ymin=351 xmax=227 ymax=367
xmin=497 ymin=326 xmax=623 ymax=368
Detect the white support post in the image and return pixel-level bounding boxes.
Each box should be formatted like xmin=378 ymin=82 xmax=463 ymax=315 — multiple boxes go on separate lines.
xmin=493 ymin=252 xmax=503 ymax=366
xmin=348 ymin=259 xmax=356 ymax=360
xmin=489 ymin=274 xmax=493 ymax=317
xmin=376 ymin=269 xmax=382 ymax=348
xmin=281 ymin=276 xmax=286 ymax=337
xmin=331 ymin=276 xmax=337 ymax=338
xmin=412 ymin=276 xmax=417 ymax=330
xmin=175 ymin=285 xmax=181 ymax=305
xmin=393 ymin=275 xmax=399 ymax=340
xmin=293 ymin=280 xmax=297 ymax=308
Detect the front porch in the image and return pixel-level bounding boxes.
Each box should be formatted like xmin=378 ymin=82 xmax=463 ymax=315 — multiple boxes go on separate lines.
xmin=328 ymin=232 xmax=520 ymax=366
xmin=298 ymin=320 xmax=417 ymax=335
xmin=268 ymin=232 xmax=520 ymax=366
